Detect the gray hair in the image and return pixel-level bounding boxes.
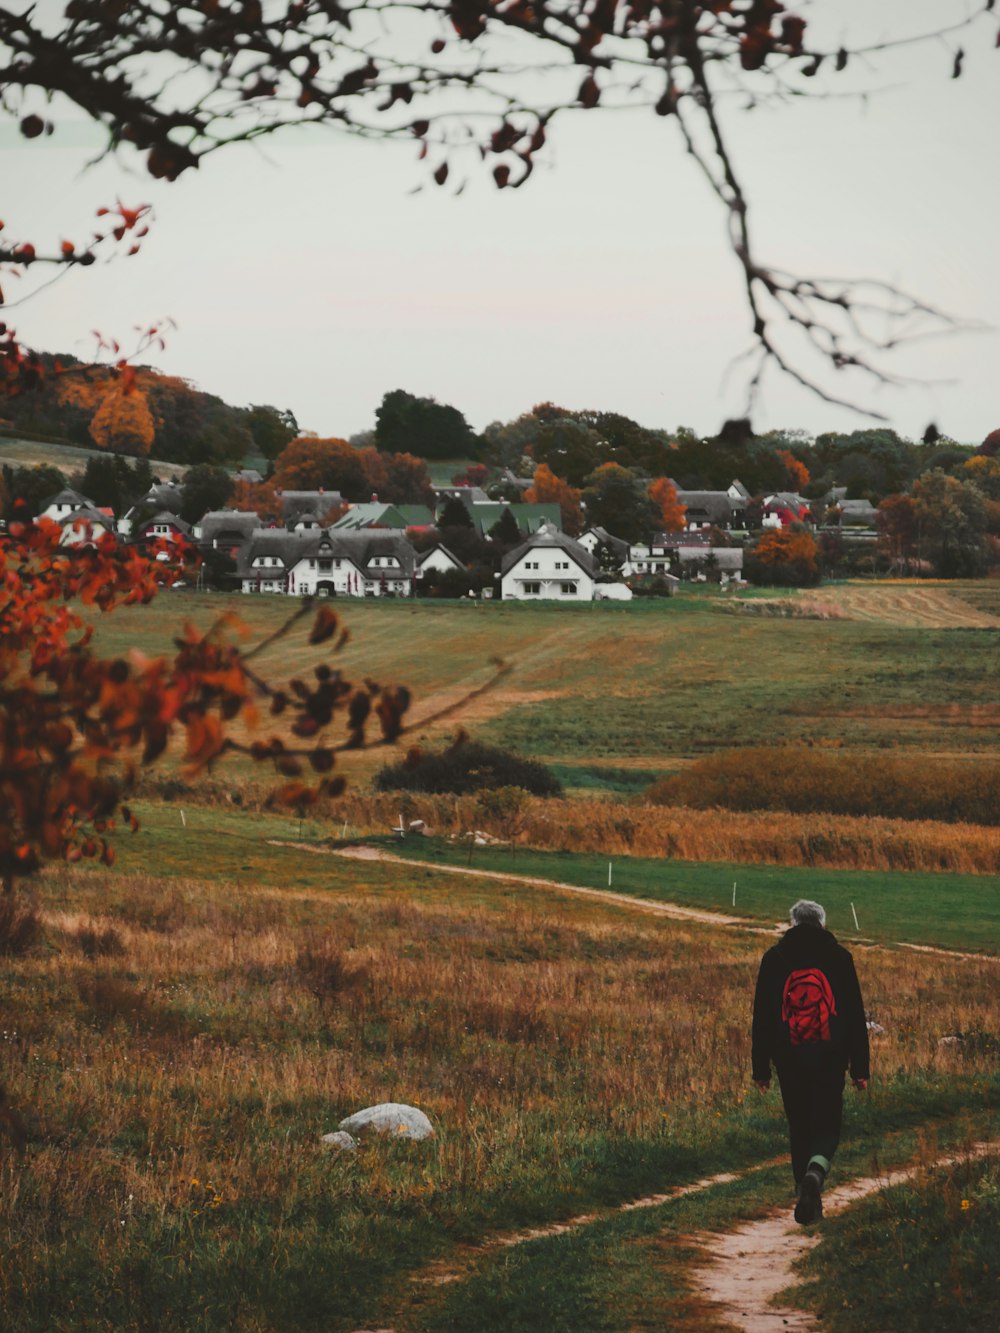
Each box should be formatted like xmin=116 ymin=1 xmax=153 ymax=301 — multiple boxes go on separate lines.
xmin=790 ymin=899 xmax=826 ymax=928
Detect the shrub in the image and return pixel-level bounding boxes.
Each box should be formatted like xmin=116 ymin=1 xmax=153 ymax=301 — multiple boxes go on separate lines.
xmin=375 ymin=735 xmax=563 ymax=797
xmin=0 ymin=896 xmax=43 ymax=956
xmin=294 ymin=938 xmax=369 ymax=1008
xmin=73 ymin=921 xmax=126 ymax=959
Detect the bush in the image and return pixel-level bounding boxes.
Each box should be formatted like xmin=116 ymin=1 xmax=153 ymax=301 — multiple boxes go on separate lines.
xmin=0 ymin=896 xmax=43 ymax=956
xmin=375 ymin=735 xmax=563 ymax=797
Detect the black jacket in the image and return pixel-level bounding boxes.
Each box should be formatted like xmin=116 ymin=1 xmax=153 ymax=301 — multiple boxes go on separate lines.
xmin=751 ymin=924 xmax=870 ymax=1084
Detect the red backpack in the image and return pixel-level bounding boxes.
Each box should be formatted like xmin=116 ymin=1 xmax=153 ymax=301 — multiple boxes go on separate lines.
xmin=782 ymin=968 xmax=836 ymax=1045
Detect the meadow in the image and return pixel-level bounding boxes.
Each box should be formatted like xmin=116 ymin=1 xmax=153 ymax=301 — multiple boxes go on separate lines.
xmin=1 ymin=580 xmax=997 ymax=1329
xmin=1 ymin=817 xmax=996 ymax=1331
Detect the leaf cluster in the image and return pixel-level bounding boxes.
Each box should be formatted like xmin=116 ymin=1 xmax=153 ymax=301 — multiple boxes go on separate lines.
xmin=0 ymin=522 xmax=415 ymax=891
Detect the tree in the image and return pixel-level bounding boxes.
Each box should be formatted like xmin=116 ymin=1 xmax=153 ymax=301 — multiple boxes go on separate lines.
xmin=0 ymin=519 xmax=432 ymax=897
xmin=2 ymin=464 xmax=65 ymax=521
xmin=530 ymin=419 xmax=601 ymax=488
xmin=911 ymin=470 xmax=988 ymax=578
xmin=438 ymin=496 xmax=473 ymax=529
xmin=241 ymin=405 xmax=299 ymax=461
xmin=272 ymin=437 xmax=368 ymax=499
xmin=977 ymin=429 xmax=1000 ymax=458
xmin=648 ymin=477 xmax=687 ymax=533
xmin=524 ymin=463 xmax=584 ymax=536
xmin=452 ymin=463 xmax=490 ymax=489
xmin=358 ymin=448 xmax=435 ymax=506
xmin=88 ymin=383 xmax=157 ymax=456
xmin=180 ymin=463 xmax=234 ymax=525
xmin=489 ymin=506 xmax=521 ymax=545
xmin=79 ymin=453 xmax=154 ymax=515
xmin=876 ymin=494 xmax=919 ymax=575
xmin=374 ymin=390 xmax=478 ymax=460
xmin=4 ymin=5 xmax=989 ymax=413
xmin=744 ymin=528 xmax=820 ymax=587
xmin=582 ymin=464 xmax=658 ymax=544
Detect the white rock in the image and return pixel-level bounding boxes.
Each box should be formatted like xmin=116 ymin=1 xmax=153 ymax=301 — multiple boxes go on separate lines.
xmin=338 ymin=1103 xmax=435 ymax=1141
xmin=866 ymin=1021 xmax=886 ymax=1035
xmin=320 ymin=1131 xmax=357 ymax=1151
xmin=938 ymin=1035 xmax=965 ymax=1047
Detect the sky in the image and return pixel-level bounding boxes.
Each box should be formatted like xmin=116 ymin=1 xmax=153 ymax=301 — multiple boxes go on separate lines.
xmin=2 ymin=0 xmax=998 ymax=445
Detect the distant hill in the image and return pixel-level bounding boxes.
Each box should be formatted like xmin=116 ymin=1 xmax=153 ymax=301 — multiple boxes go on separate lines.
xmin=0 ymin=353 xmax=297 ymax=468
xmin=0 ymin=433 xmax=187 ymax=481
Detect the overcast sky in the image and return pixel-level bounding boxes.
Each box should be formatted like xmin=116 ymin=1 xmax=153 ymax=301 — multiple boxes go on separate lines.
xmin=2 ymin=0 xmax=997 ymax=445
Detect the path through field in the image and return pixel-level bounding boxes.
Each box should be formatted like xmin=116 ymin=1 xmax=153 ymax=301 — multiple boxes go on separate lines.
xmin=347 ymin=1143 xmax=992 ymax=1333
xmin=320 ymin=845 xmax=1000 ymax=962
xmin=690 ymin=1143 xmax=993 ymax=1332
xmin=322 ymin=843 xmax=994 ymax=1332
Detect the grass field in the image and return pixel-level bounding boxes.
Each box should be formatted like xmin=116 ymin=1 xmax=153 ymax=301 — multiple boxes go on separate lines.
xmin=0 ymin=434 xmax=187 ymax=480
xmin=354 ymin=835 xmax=1000 ymax=954
xmin=5 ymin=580 xmax=999 ymax=1328
xmin=1 ymin=814 xmax=997 ymax=1331
xmin=87 ymin=583 xmax=1000 ymax=788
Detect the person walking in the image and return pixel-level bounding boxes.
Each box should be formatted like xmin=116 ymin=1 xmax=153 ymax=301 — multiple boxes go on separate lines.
xmin=751 ymin=899 xmax=870 ymax=1224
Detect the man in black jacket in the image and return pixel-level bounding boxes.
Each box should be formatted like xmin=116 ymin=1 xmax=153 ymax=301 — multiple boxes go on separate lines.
xmin=752 ymin=899 xmax=870 ymax=1224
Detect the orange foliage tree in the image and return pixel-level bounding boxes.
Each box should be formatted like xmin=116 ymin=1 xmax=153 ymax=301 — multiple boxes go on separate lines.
xmin=648 ymin=477 xmax=687 ymax=533
xmin=88 ymin=383 xmax=157 ymax=456
xmin=776 ymin=449 xmax=810 ymax=492
xmin=231 ymin=476 xmax=280 ymax=521
xmin=745 ymin=527 xmax=820 ymax=587
xmin=524 ymin=463 xmax=584 ymax=536
xmin=0 ymin=519 xmax=419 ymax=898
xmin=272 ymin=437 xmax=367 ymax=499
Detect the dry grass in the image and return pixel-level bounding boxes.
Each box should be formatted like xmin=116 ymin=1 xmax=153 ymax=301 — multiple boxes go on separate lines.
xmin=0 ymin=864 xmax=997 ymax=1329
xmin=324 ymin=792 xmax=1000 ymax=875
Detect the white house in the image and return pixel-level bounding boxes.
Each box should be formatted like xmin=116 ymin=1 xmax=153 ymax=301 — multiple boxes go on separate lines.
xmin=500 ymin=522 xmax=596 ymax=601
xmin=57 ymin=505 xmax=115 ymax=547
xmin=237 ymin=528 xmax=415 ymax=597
xmin=415 ymin=543 xmax=464 ymax=581
xmin=38 ymin=488 xmax=95 ymax=523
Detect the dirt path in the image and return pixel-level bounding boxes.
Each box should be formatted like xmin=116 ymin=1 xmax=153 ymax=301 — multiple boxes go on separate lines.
xmin=691 ymin=1143 xmax=993 ymax=1332
xmin=290 ymin=842 xmax=999 ymax=963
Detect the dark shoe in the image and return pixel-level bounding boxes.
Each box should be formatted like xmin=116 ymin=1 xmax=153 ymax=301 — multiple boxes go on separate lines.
xmin=794 ymin=1167 xmax=824 ymax=1224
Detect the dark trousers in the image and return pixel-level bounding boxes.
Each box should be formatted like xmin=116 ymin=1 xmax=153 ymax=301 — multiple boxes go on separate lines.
xmin=775 ymin=1056 xmax=845 ymax=1185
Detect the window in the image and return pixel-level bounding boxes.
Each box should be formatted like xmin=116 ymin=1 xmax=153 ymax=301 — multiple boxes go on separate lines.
xmin=556 ymin=560 xmax=569 ymax=570
xmin=522 ymin=581 xmax=541 ymax=595
xmin=525 ymin=560 xmax=539 ymax=570
xmin=560 ymin=583 xmax=577 ymax=595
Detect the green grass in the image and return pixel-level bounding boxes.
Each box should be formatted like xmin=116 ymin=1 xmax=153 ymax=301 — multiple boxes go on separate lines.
xmin=404 ymin=1111 xmax=1000 ymax=1333
xmin=6 ymin=799 xmax=999 ymax=1331
xmin=361 ymin=836 xmax=1000 ymax=954
xmin=84 ymin=587 xmax=1000 ymax=789
xmin=793 ymin=1150 xmax=1000 ymax=1333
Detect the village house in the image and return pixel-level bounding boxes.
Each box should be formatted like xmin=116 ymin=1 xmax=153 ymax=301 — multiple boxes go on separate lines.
xmin=132 ymin=510 xmax=194 ymax=554
xmin=57 ymin=505 xmax=116 ymax=547
xmin=194 ymin=510 xmax=264 ymax=558
xmin=578 ymin=525 xmax=630 ymax=575
xmin=673 ymin=480 xmax=750 ymax=532
xmin=236 ymin=528 xmax=415 ymax=597
xmin=37 ymin=487 xmax=95 ymax=524
xmin=414 ymin=543 xmax=465 ymax=583
xmin=500 ymin=522 xmax=596 ymax=601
